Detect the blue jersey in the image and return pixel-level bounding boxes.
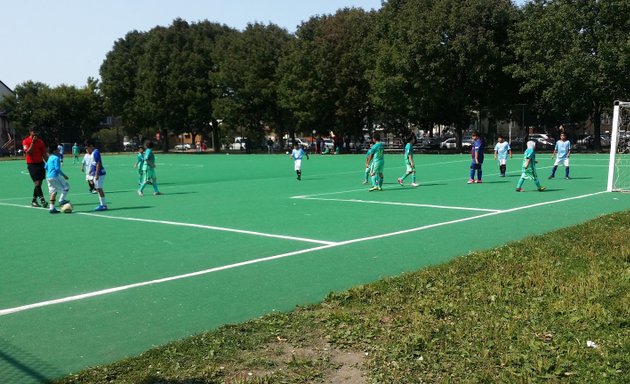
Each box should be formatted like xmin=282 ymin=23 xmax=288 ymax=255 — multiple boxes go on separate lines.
xmin=404 ymin=143 xmax=414 ymax=164
xmin=45 ymin=153 xmax=65 ymax=178
xmin=472 ymin=139 xmax=485 ymax=163
xmin=555 ymin=140 xmax=571 ymax=160
xmin=90 ymin=149 xmax=106 ymax=176
xmin=291 ymin=148 xmax=306 ymax=160
xmin=494 ymin=141 xmax=511 ymax=160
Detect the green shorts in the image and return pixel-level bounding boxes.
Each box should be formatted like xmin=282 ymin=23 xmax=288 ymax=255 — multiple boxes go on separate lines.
xmin=371 ymin=160 xmax=384 ymax=174
xmin=143 ymin=167 xmax=156 ymax=181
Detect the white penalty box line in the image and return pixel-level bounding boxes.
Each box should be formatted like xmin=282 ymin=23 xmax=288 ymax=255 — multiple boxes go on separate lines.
xmin=0 ymin=190 xmax=608 ymax=317
xmin=293 ymin=196 xmax=501 ymax=213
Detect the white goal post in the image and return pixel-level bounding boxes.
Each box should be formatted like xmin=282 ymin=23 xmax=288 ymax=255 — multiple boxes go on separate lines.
xmin=607 ymin=101 xmax=630 ymax=192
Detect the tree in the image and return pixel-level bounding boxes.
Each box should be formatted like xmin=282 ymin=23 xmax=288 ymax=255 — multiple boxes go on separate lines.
xmin=509 ymin=0 xmax=630 ymax=149
xmin=373 ymin=0 xmax=519 ymax=147
xmin=213 ymin=23 xmax=292 ymax=147
xmin=278 ymin=8 xmax=377 ymax=141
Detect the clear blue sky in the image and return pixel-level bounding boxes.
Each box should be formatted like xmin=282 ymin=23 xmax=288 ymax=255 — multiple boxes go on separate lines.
xmin=1 ymin=0 xmax=525 ymax=90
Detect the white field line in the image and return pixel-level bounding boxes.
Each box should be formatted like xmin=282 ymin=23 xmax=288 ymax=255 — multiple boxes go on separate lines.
xmin=0 ymin=190 xmax=608 ymax=317
xmin=296 ymin=197 xmax=501 ymax=213
xmin=0 ymin=202 xmax=336 ymax=246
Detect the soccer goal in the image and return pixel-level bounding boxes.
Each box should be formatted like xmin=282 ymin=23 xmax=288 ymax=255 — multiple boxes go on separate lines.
xmin=607 ymin=101 xmax=630 ymax=192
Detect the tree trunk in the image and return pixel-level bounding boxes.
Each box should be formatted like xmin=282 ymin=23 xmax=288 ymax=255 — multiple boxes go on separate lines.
xmin=592 ymin=101 xmax=602 ymax=152
xmin=211 ymin=119 xmax=221 ymax=152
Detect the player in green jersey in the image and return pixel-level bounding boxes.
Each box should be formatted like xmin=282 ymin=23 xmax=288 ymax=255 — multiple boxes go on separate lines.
xmin=397 ymin=134 xmax=418 ymax=187
xmin=516 ymin=140 xmax=546 ymax=192
xmin=367 ymin=133 xmax=384 ymax=191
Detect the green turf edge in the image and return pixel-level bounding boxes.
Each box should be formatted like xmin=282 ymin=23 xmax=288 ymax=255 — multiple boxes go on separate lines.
xmin=54 ymin=209 xmax=630 ymax=384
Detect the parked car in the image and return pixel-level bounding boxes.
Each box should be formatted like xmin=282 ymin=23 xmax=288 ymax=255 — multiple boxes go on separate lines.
xmin=440 ymin=138 xmax=473 ymax=149
xmin=416 ymin=137 xmax=441 ymax=150
xmin=174 ymin=143 xmax=193 ymax=150
xmin=227 ymin=137 xmax=248 ymax=151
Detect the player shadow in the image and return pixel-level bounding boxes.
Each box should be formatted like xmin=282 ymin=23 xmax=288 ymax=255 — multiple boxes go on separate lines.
xmin=0 ymin=337 xmax=62 ymax=383
xmin=92 ymin=206 xmax=154 ymax=212
xmin=479 ymin=180 xmax=510 ymax=184
xmin=156 ymin=191 xmax=197 ymax=196
xmin=561 ymin=176 xmax=592 ymax=180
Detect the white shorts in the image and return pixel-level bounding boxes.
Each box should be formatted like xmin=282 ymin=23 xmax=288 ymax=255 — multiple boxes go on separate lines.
xmin=93 ymin=174 xmax=106 ymax=189
xmin=406 ymin=164 xmax=414 ymax=173
xmin=554 ymin=158 xmax=570 ymax=167
xmin=85 ymin=173 xmax=94 ymax=181
xmin=47 ymin=176 xmax=69 ymax=195
xmin=498 ymin=159 xmax=507 ymax=165
xmin=294 ymin=159 xmax=302 ymax=171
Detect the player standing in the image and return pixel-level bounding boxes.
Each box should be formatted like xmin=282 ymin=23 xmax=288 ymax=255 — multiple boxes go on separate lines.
xmin=493 ymin=135 xmax=512 ymax=177
xmin=362 ymin=142 xmax=372 ymax=184
xmin=81 ymin=149 xmax=95 ymax=194
xmin=290 ymin=142 xmax=309 ymax=180
xmin=134 ymin=146 xmax=145 ymax=185
xmin=138 ymin=142 xmax=161 ymax=195
xmin=468 ymin=132 xmax=485 ymax=184
xmin=72 ymin=142 xmax=80 ymax=164
xmin=22 ymin=126 xmax=48 ymax=208
xmin=516 ymin=141 xmax=546 ymax=192
xmin=397 ymin=134 xmax=418 ymax=187
xmin=367 ymin=133 xmax=384 ymax=191
xmin=86 ymin=140 xmax=108 ymax=211
xmin=549 ymin=132 xmax=571 ymax=179
xmin=44 ymin=145 xmax=70 ymax=214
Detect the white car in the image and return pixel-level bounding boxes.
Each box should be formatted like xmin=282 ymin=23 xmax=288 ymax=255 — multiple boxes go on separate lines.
xmin=440 ymin=138 xmax=473 ymax=149
xmin=174 ymin=143 xmax=193 ymax=150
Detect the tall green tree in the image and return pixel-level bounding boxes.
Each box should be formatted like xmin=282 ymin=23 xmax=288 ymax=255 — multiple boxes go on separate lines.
xmin=509 ymin=0 xmax=630 ymax=149
xmin=213 ymin=23 xmax=292 ymax=146
xmin=278 ymin=8 xmax=376 ymax=140
xmin=373 ymin=0 xmax=519 ymax=146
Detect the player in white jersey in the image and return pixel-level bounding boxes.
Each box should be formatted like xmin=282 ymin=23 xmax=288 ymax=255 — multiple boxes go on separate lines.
xmin=549 ymin=132 xmax=571 ymax=179
xmin=493 ymin=135 xmax=512 ymax=177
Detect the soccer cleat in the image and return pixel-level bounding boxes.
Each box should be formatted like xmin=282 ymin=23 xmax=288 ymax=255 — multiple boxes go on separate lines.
xmin=548 ymin=175 xmax=554 ymax=179
xmin=362 ymin=180 xmax=368 ymax=184
xmin=40 ymin=200 xmax=48 ymax=208
xmin=411 ymin=182 xmax=419 ymax=187
xmin=377 ymin=187 xmax=383 ymax=191
xmin=153 ymin=191 xmax=162 ymax=196
xmin=90 ymin=190 xmax=98 ymax=194
xmin=467 ymin=179 xmax=475 ymax=184
xmin=397 ymin=177 xmax=404 ymax=186
xmin=94 ymin=205 xmax=108 ymax=211
xmin=59 ymin=199 xmax=70 ymax=205
xmin=31 ymin=201 xmax=40 ymax=208
xmin=538 ymin=187 xmax=546 ymax=192
xmin=368 ymin=186 xmax=379 ymax=192
xmin=475 ymin=179 xmax=483 ymax=183
xmin=49 ymin=208 xmax=60 ymax=214
xmin=515 ymin=188 xmax=523 ymax=192
xmin=565 ymin=176 xmax=571 ymax=180
xmin=137 ymin=190 xmax=144 ymax=196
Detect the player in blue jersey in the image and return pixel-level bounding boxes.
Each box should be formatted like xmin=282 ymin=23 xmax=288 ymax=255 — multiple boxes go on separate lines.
xmin=290 ymin=142 xmax=309 ymax=180
xmin=44 ymin=145 xmax=70 ymax=213
xmin=516 ymin=141 xmax=546 ymax=192
xmin=86 ymin=140 xmax=108 ymax=211
xmin=398 ymin=134 xmax=418 ymax=187
xmin=549 ymin=132 xmax=571 ymax=179
xmin=367 ymin=133 xmax=384 ymax=191
xmin=493 ymin=135 xmax=512 ymax=177
xmin=138 ymin=142 xmax=161 ymax=195
xmin=468 ymin=132 xmax=485 ymax=184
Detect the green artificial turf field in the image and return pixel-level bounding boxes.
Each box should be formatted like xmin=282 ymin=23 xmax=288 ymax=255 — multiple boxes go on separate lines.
xmin=1 ymin=151 xmax=629 ymax=383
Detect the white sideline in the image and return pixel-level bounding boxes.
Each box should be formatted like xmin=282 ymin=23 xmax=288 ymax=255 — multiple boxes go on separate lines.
xmin=295 ymin=197 xmax=501 ymax=213
xmin=0 ymin=190 xmax=608 ymax=317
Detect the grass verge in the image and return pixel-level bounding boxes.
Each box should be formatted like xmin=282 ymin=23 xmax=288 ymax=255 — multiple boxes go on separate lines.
xmin=56 ymin=210 xmax=630 ymax=383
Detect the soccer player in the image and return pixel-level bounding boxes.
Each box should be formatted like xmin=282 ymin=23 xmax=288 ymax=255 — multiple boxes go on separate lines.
xmin=516 ymin=140 xmax=546 ymax=192
xmin=290 ymin=142 xmax=309 ymax=180
xmin=468 ymin=131 xmax=485 ymax=184
xmin=367 ymin=133 xmax=384 ymax=191
xmin=362 ymin=142 xmax=372 ymax=184
xmin=493 ymin=135 xmax=512 ymax=177
xmin=57 ymin=143 xmax=64 ymax=164
xmin=72 ymin=142 xmax=80 ymax=164
xmin=44 ymin=145 xmax=70 ymax=214
xmin=133 ymin=146 xmax=145 ymax=185
xmin=398 ymin=134 xmax=419 ymax=187
xmin=22 ymin=126 xmax=48 ymax=207
xmin=549 ymin=132 xmax=571 ymax=179
xmin=86 ymin=140 xmax=108 ymax=211
xmin=138 ymin=141 xmax=161 ymax=196
xmin=81 ymin=149 xmax=95 ymax=194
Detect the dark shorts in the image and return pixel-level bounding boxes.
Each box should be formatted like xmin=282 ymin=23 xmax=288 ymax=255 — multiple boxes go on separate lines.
xmin=27 ymin=163 xmax=46 ymax=182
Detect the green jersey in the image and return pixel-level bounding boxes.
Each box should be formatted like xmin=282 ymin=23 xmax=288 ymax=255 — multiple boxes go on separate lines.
xmin=371 ymin=142 xmax=384 ymax=163
xmin=404 ymin=143 xmax=413 ymax=165
xmin=521 ymin=148 xmax=538 ymax=179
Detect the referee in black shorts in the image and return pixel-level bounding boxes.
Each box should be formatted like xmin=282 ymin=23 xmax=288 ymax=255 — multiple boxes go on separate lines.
xmin=22 ymin=126 xmax=49 ymax=207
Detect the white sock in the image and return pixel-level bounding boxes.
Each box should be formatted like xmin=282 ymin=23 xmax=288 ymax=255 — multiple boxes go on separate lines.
xmin=99 ymin=196 xmax=106 ymax=206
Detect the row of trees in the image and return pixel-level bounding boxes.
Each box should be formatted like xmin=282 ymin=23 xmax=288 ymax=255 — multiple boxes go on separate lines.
xmin=2 ymin=0 xmax=629 ymax=151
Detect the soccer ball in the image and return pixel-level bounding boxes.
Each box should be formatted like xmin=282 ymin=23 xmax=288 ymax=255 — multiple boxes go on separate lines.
xmin=60 ymin=203 xmax=73 ymax=213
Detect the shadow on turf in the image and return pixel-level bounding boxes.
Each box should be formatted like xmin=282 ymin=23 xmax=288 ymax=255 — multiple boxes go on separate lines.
xmin=0 ymin=338 xmax=62 ymax=383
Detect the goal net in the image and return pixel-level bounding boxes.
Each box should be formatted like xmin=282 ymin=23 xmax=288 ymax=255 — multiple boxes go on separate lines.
xmin=607 ymin=101 xmax=630 ymax=192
